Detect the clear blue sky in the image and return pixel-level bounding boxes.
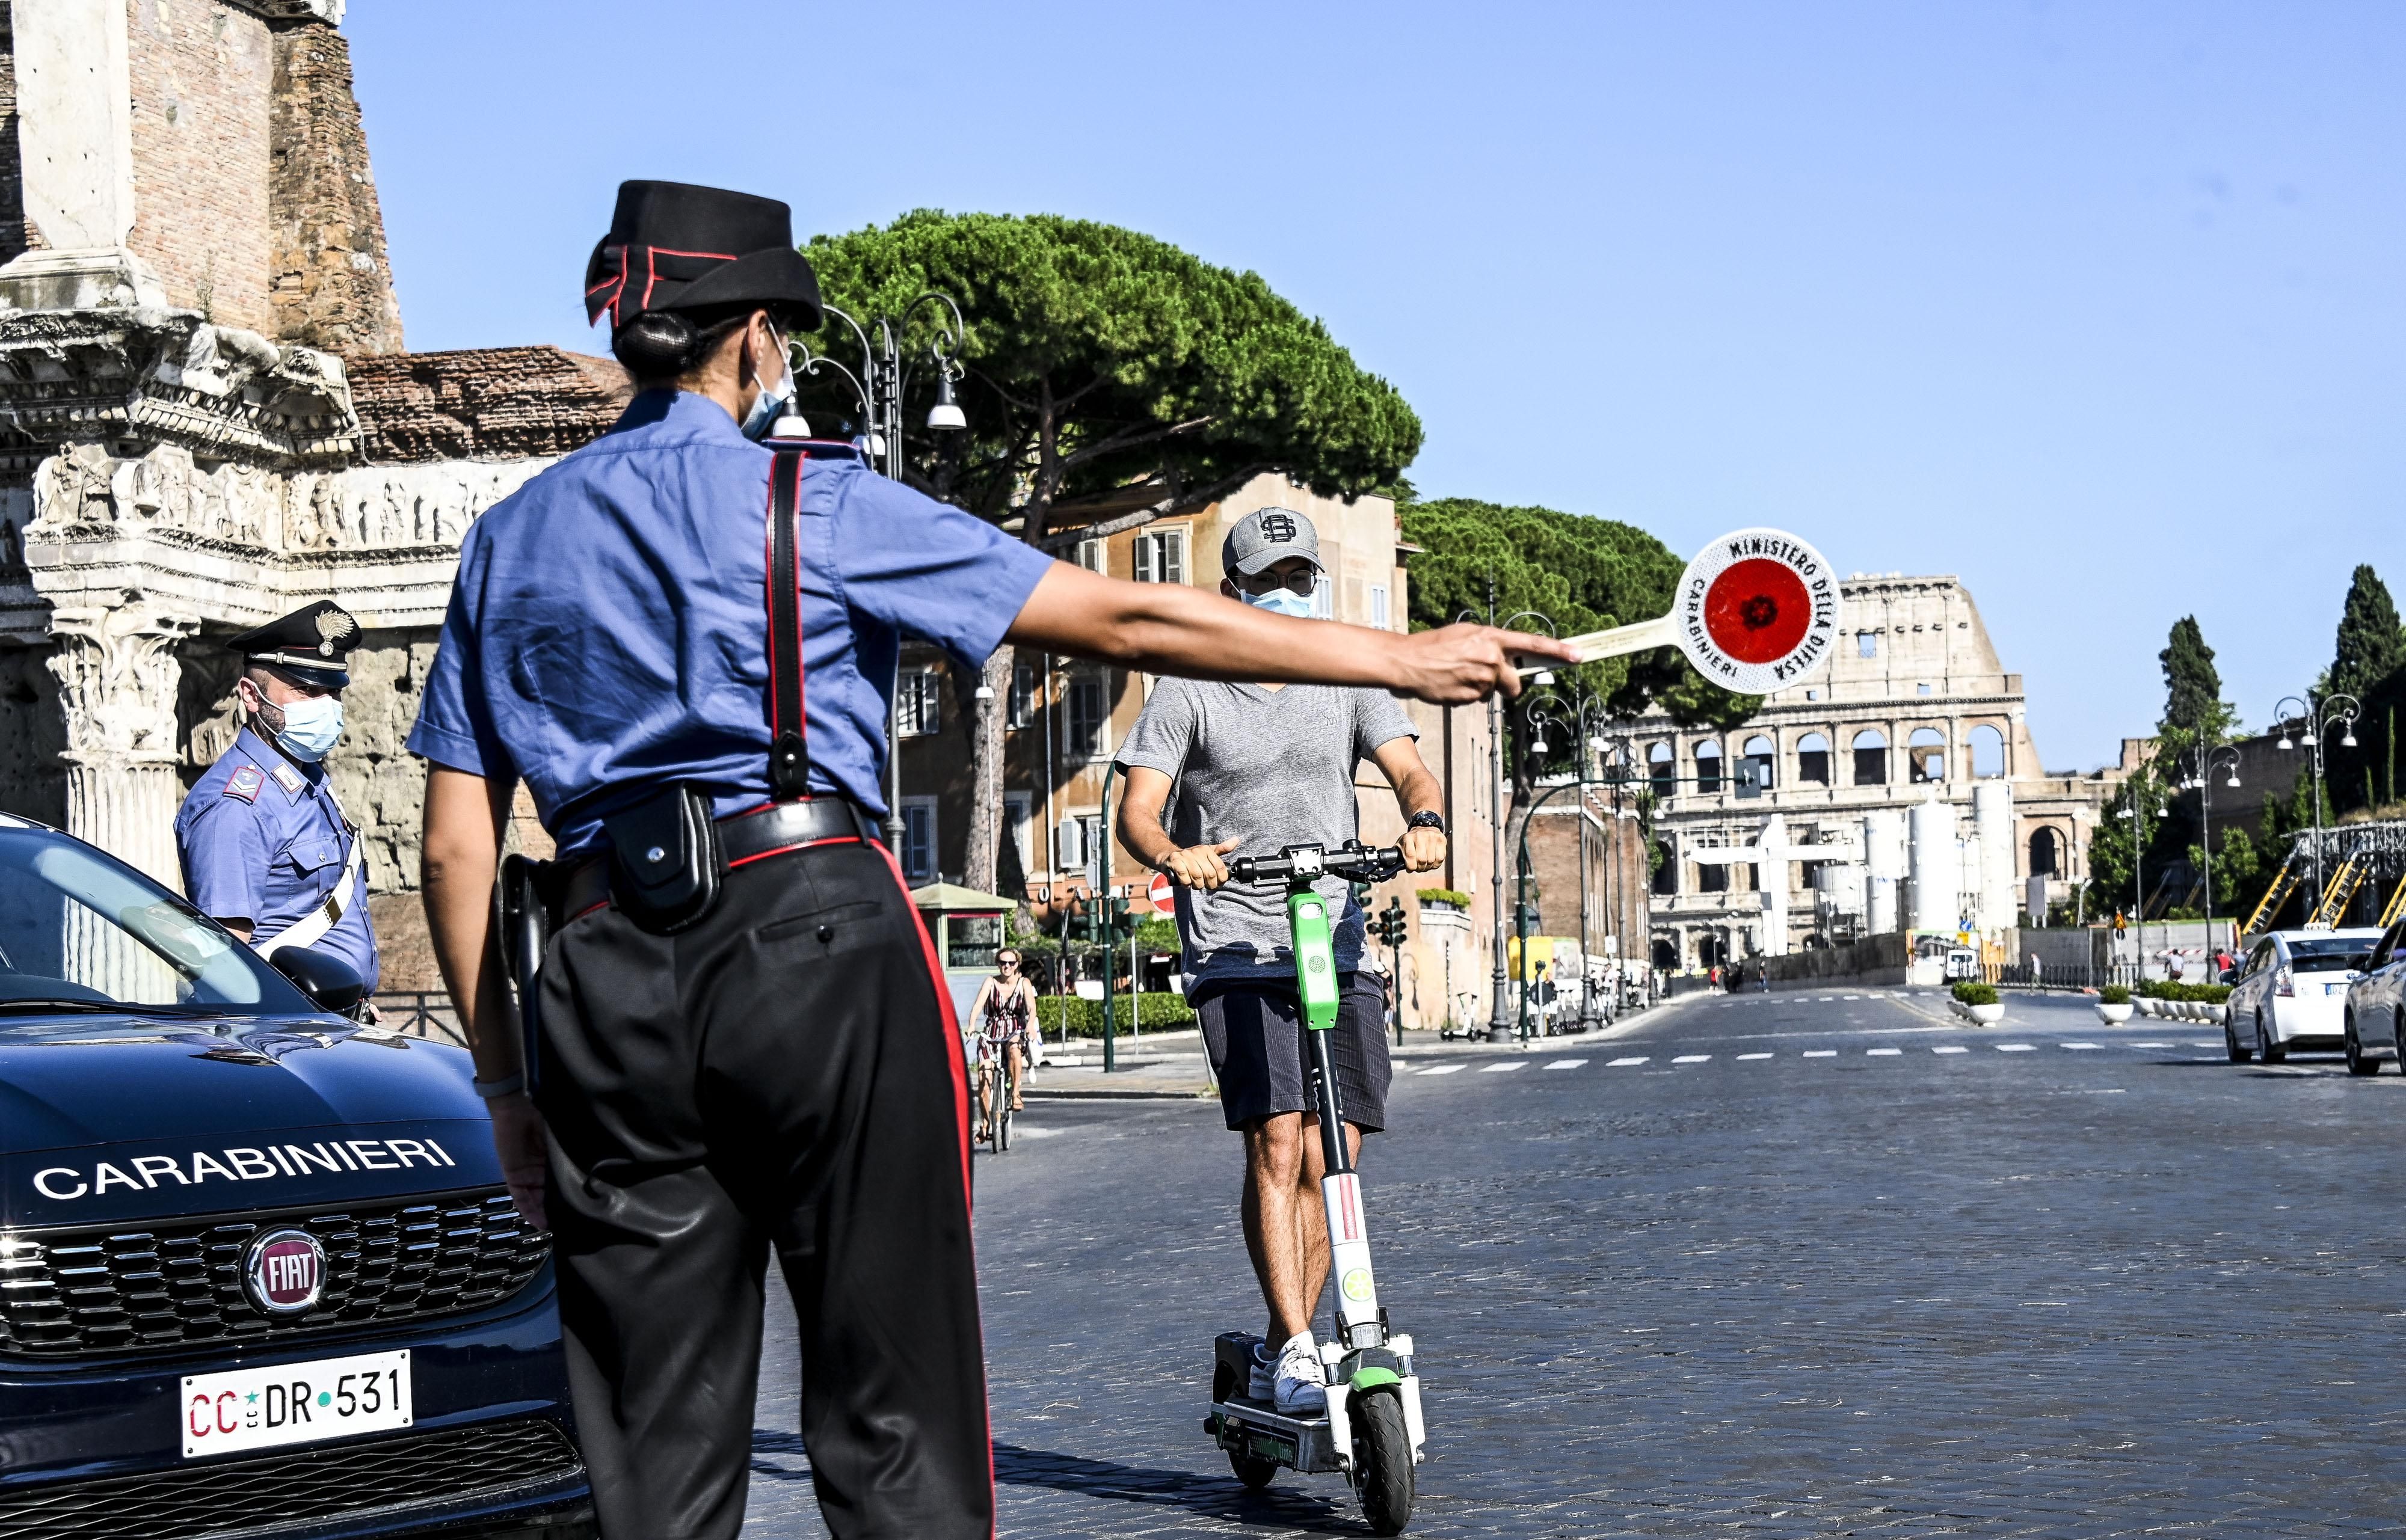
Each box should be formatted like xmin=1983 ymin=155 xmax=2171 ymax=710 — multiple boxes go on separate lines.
xmin=349 ymin=2 xmax=2405 ymax=772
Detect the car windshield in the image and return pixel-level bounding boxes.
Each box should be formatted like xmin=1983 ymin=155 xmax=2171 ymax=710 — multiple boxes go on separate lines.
xmin=0 ymin=827 xmax=310 ymax=1014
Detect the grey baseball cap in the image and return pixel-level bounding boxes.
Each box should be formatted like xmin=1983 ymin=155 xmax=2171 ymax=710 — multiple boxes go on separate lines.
xmin=1222 ymin=506 xmax=1323 ymax=578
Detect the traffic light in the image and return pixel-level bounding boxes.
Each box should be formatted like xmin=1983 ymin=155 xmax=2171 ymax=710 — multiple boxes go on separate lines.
xmin=2113 ymin=910 xmax=2127 ymax=933
xmin=1374 ymin=898 xmax=1408 ymax=947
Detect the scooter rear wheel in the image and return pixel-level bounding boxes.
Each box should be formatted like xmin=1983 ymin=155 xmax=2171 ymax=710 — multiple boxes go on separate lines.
xmin=1354 ymin=1387 xmax=1415 ymax=1534
xmin=1228 ymin=1450 xmax=1279 ymax=1489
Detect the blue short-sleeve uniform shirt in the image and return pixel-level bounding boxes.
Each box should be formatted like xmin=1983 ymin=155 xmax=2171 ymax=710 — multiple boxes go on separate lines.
xmin=405 ymin=390 xmax=1056 ymax=858
xmin=174 ymin=726 xmax=380 ymax=991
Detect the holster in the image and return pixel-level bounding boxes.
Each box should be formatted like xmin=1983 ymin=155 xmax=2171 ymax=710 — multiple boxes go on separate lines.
xmin=602 ymin=784 xmax=725 ymax=935
xmin=497 ymin=851 xmax=559 ymax=1094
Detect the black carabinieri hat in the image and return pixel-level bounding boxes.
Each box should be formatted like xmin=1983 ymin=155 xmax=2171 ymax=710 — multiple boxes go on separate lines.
xmin=227 ymin=600 xmax=360 ymax=689
xmin=583 ymin=180 xmax=825 ymax=333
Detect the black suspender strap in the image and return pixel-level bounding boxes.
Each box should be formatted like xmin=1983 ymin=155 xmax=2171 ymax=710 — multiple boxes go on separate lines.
xmin=765 ymin=449 xmax=811 ymax=801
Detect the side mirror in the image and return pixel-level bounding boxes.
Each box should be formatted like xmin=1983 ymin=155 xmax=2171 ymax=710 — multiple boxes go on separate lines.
xmin=269 ymin=945 xmax=366 ymax=1017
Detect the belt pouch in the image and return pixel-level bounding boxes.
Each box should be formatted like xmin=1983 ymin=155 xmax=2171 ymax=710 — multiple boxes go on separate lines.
xmin=603 ymin=784 xmax=724 ymax=935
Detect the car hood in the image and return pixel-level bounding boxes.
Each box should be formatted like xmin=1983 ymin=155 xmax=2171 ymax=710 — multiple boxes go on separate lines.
xmin=0 ymin=1014 xmax=496 ymax=1230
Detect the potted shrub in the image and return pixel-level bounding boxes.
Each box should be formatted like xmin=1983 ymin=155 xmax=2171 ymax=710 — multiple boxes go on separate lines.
xmin=1950 ymin=980 xmax=2005 ymax=1025
xmin=2095 ymin=983 xmax=2134 ymax=1025
xmin=1416 ymin=886 xmax=1470 ymax=913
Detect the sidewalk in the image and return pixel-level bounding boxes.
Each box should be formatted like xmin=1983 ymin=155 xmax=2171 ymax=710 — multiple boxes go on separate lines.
xmin=1021 ymin=993 xmax=1706 ymax=1099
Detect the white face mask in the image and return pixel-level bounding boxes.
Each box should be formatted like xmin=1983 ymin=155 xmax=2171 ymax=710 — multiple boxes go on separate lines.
xmin=742 ymin=331 xmax=794 ymax=441
xmin=1241 ymin=585 xmax=1318 ymax=619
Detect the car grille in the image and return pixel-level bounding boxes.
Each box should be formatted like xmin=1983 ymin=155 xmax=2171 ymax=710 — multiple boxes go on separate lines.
xmin=0 ymin=1188 xmax=549 ymax=1359
xmin=0 ymin=1418 xmax=582 ymax=1539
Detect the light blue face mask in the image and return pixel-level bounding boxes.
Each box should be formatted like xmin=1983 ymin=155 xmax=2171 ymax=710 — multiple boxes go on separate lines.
xmin=742 ymin=351 xmax=794 ymax=441
xmin=271 ymin=696 xmax=345 ymax=762
xmin=1241 ymin=584 xmax=1318 ymax=619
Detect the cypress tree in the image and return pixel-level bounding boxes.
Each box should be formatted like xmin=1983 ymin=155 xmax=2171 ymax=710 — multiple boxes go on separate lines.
xmin=2158 ymin=616 xmax=2226 ymax=736
xmin=2330 ymin=565 xmax=2404 ymax=702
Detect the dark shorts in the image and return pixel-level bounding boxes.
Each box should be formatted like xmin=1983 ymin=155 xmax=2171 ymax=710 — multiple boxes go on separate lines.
xmin=1195 ymin=972 xmax=1391 ymax=1134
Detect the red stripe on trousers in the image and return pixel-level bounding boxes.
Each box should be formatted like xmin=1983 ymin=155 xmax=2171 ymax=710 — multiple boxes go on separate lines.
xmin=870 ymin=839 xmax=993 ymax=1535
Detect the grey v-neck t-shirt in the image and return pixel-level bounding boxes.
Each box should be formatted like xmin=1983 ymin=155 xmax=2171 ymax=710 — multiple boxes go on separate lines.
xmin=1115 ymin=678 xmax=1417 ymax=990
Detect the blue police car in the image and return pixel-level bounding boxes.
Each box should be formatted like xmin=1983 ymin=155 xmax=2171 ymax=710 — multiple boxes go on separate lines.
xmin=0 ymin=812 xmax=591 ymax=1536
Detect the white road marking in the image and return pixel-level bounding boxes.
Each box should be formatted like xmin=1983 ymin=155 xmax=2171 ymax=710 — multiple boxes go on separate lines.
xmin=1803 ymin=1049 xmax=1837 ymax=1058
xmin=1844 ymin=995 xmax=1862 ymax=1001
xmin=1866 ymin=1048 xmax=1901 ymax=1057
xmin=1608 ymin=1056 xmax=1650 ymax=1067
xmin=2061 ymin=1043 xmax=2101 ymax=1051
xmin=1672 ymin=1054 xmax=1711 ymax=1064
xmin=1417 ymin=1064 xmax=1466 ymax=1076
xmin=1737 ymin=1052 xmax=1774 ymax=1060
xmin=2187 ymin=1041 xmax=2220 ymax=1049
xmin=1996 ymin=1044 xmax=2036 ymax=1052
xmin=1543 ymin=1058 xmax=1588 ymax=1070
xmin=1819 ymin=996 xmax=1838 ymax=1002
xmin=2129 ymin=1041 xmax=2174 ymax=1048
xmin=1932 ymin=1045 xmax=1969 ymax=1054
xmin=1480 ymin=1061 xmax=1527 ymax=1073
xmin=1013 ymin=1126 xmax=1063 ymax=1140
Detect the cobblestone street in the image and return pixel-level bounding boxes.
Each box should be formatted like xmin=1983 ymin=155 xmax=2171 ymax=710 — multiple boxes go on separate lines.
xmin=744 ymin=988 xmax=2406 ymax=1537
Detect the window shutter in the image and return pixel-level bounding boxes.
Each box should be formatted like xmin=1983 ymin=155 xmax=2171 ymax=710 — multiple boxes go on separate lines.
xmin=1134 ymin=536 xmax=1155 ymax=584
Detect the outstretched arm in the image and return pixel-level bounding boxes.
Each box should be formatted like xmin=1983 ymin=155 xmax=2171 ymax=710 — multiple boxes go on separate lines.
xmin=1006 ymin=562 xmax=1570 ymax=706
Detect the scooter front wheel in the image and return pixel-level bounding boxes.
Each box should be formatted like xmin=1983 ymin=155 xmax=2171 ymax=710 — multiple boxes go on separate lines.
xmin=1353 ymin=1386 xmax=1415 ymax=1533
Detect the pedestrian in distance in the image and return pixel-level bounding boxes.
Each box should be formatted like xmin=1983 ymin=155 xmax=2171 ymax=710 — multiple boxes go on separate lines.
xmin=1112 ymin=506 xmax=1453 ymax=1418
xmin=174 ymin=601 xmax=378 ymax=1007
xmin=408 ymin=182 xmax=1575 ymax=1540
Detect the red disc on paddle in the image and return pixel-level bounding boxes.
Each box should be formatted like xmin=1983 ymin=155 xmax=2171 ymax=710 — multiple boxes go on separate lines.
xmin=1702 ymin=559 xmax=1813 ymax=665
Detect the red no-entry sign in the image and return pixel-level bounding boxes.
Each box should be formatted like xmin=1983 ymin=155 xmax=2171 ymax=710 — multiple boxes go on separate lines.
xmin=1147 ymin=870 xmax=1175 ymax=913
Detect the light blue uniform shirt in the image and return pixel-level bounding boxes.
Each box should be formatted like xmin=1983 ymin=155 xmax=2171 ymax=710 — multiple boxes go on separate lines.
xmin=174 ymin=726 xmax=380 ymax=991
xmin=405 ymin=390 xmax=1055 ymax=859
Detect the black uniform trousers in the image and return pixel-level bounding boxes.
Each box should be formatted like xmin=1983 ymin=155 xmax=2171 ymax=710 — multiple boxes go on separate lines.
xmin=536 ymin=838 xmax=989 ymax=1540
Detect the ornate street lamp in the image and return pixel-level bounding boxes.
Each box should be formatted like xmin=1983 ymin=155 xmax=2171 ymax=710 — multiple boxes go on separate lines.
xmin=2178 ymin=737 xmax=2242 ymax=958
xmin=1524 ymin=689 xmax=1622 ymax=1031
xmin=2272 ymin=692 xmax=2361 ymax=912
xmin=784 ymin=294 xmax=969 ymax=848
xmin=1462 ymin=600 xmax=1556 ymax=1042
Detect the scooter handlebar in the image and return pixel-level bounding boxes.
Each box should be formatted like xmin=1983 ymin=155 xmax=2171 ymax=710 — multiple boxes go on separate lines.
xmin=1229 ymin=841 xmax=1406 ymax=887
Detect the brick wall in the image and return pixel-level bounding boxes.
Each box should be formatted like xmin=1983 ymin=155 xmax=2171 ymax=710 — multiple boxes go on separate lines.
xmin=348 ymin=347 xmax=632 ymax=462
xmin=268 ymin=19 xmax=401 ymax=353
xmin=125 ymin=0 xmax=277 ymax=332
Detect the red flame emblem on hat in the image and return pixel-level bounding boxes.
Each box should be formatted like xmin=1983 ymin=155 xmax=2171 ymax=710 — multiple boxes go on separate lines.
xmin=1701 ymin=559 xmax=1812 ymax=665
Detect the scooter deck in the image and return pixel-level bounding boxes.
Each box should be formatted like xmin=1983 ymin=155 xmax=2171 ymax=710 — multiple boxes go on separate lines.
xmin=1205 ymin=1396 xmax=1343 ymax=1476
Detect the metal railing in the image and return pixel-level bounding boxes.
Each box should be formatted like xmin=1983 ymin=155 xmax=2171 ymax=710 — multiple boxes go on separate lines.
xmin=369 ymin=992 xmax=465 ymax=1047
xmin=1980 ymin=963 xmax=2096 ymax=992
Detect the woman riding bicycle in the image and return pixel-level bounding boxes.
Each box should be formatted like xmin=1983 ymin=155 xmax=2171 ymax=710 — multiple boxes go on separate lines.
xmin=969 ymin=947 xmax=1039 ymax=1140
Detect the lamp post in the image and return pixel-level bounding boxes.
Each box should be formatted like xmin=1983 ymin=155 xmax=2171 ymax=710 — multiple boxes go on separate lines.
xmin=2118 ymin=792 xmax=2167 ymax=984
xmin=1524 ymin=690 xmax=1618 ymax=1031
xmin=2177 ymin=738 xmax=2242 ymax=959
xmin=1462 ymin=591 xmax=1556 ymax=1042
xmin=2273 ymin=693 xmax=2361 ymax=916
xmin=788 ymin=293 xmax=969 ymax=849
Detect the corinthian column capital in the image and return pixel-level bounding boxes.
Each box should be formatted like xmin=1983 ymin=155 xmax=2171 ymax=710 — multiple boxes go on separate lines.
xmin=46 ymin=604 xmax=199 ymax=768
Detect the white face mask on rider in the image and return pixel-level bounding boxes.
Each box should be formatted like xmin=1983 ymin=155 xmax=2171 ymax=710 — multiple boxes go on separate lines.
xmin=1240 ymin=585 xmax=1318 ymax=620
xmin=258 ymin=692 xmax=344 ymax=762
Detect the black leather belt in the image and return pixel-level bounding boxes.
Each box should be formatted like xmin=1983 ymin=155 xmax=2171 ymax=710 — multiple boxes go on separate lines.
xmin=558 ymin=798 xmax=880 ymax=921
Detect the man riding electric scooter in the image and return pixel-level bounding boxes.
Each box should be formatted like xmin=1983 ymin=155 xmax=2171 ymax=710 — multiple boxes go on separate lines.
xmin=1115 ymin=507 xmax=1447 ymax=1417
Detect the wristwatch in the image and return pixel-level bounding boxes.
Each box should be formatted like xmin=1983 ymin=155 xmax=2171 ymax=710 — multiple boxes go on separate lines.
xmin=1406 ymin=812 xmax=1447 ymax=834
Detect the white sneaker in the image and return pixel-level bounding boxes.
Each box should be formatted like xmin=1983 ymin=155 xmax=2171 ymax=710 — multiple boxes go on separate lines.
xmin=1247 ymin=1339 xmax=1275 ymax=1401
xmin=1272 ymin=1332 xmax=1328 ymax=1415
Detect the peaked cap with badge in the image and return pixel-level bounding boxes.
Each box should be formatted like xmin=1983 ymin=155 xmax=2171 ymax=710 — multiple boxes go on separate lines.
xmin=229 ymin=600 xmax=360 ymax=689
xmin=583 ymin=180 xmax=825 ymax=333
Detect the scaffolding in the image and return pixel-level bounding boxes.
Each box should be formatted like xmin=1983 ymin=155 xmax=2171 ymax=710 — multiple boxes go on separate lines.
xmin=2246 ymin=821 xmax=2406 ymax=938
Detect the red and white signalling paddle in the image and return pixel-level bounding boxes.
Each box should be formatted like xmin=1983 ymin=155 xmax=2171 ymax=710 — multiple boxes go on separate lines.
xmin=1524 ymin=527 xmax=1841 ymax=694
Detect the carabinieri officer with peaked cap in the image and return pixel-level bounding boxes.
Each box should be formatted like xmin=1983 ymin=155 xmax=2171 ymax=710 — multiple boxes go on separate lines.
xmin=175 ymin=600 xmax=377 ymax=995
xmin=408 ymin=177 xmax=1569 ymax=1540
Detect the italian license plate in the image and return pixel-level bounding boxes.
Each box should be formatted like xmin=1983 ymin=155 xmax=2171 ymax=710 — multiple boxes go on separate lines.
xmin=183 ymin=1349 xmax=411 ymax=1458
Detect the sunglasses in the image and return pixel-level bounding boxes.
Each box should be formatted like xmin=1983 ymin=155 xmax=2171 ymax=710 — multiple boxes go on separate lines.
xmin=1237 ymin=566 xmax=1318 ymax=598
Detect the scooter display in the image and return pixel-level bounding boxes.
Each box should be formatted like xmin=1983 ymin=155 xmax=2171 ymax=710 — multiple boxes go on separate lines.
xmin=1201 ymin=840 xmax=1427 ymax=1535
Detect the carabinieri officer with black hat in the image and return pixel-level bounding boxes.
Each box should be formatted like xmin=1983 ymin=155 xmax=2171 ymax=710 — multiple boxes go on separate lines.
xmin=408 ymin=178 xmax=1569 ymax=1540
xmin=175 ymin=600 xmax=377 ymax=994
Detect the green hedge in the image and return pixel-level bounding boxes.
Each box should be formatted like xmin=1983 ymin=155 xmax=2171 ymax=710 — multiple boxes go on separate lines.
xmin=1416 ymin=888 xmax=1471 ymax=909
xmin=2099 ymin=983 xmax=2132 ymax=1005
xmin=1951 ymin=981 xmax=1999 ymax=1007
xmin=1033 ymin=993 xmax=1197 ymax=1037
xmin=2138 ymin=981 xmax=2232 ymax=1004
